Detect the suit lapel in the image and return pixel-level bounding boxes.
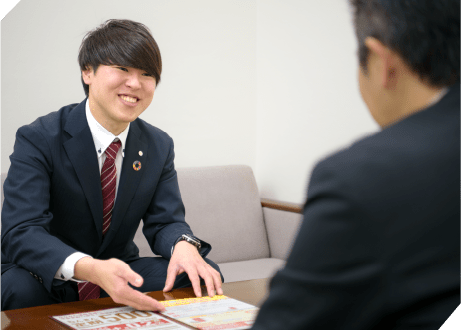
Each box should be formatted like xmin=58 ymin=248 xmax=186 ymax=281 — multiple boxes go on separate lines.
xmin=97 ymin=122 xmax=147 ymax=254
xmin=63 ymin=100 xmax=104 ymax=245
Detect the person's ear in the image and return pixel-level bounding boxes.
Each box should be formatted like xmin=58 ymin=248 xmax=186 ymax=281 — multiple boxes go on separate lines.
xmin=364 ymin=37 xmax=399 ymax=89
xmin=81 ymin=66 xmax=94 ymax=85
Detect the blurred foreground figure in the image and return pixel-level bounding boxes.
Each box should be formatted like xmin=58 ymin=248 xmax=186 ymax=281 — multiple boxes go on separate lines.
xmin=252 ymin=0 xmax=459 ymax=329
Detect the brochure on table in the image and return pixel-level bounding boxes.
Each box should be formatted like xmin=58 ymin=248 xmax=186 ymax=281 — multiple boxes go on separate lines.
xmin=160 ymin=295 xmax=258 ymax=329
xmin=51 ymin=307 xmax=188 ymax=330
xmin=51 ymin=295 xmax=259 ymax=330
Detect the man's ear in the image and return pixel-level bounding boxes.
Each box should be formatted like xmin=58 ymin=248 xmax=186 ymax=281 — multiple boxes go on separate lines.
xmin=364 ymin=37 xmax=399 ymax=89
xmin=81 ymin=66 xmax=94 ymax=85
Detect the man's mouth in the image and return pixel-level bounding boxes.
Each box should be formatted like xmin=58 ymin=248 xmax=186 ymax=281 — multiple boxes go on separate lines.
xmin=119 ymin=95 xmax=139 ymax=103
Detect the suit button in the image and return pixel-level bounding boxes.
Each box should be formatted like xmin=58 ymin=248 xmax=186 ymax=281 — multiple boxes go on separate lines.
xmin=30 ymin=272 xmax=33 ymax=276
xmin=34 ymin=275 xmax=38 ymax=279
xmin=39 ymin=278 xmax=43 ymax=283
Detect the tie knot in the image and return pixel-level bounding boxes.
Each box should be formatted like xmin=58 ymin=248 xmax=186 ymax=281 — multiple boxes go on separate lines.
xmin=105 ymin=140 xmax=122 ymax=160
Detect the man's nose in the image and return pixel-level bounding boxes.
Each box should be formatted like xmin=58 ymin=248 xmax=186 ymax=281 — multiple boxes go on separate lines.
xmin=125 ymin=74 xmax=142 ymax=89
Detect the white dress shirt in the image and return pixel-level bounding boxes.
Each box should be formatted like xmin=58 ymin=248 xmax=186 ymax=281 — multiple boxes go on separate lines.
xmin=54 ymin=100 xmax=129 ymax=282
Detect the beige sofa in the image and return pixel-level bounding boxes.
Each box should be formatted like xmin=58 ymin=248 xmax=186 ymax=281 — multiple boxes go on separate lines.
xmin=2 ymin=165 xmax=303 ymax=283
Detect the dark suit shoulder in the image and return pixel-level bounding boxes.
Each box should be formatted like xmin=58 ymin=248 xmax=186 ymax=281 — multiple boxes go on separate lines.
xmin=310 ymin=99 xmax=459 ymax=217
xmin=320 ymin=83 xmax=459 ymax=170
xmin=17 ymin=102 xmax=80 ymax=141
xmin=11 ymin=102 xmax=85 ymax=175
xmin=131 ymin=117 xmax=173 ymax=146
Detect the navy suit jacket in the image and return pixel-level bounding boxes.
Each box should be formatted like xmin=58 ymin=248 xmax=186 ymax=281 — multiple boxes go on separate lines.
xmin=1 ymin=99 xmax=206 ymax=292
xmin=252 ymin=84 xmax=460 ymax=329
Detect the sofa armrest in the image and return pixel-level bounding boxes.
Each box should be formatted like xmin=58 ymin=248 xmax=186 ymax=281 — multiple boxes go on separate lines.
xmin=261 ymin=198 xmax=303 ymax=214
xmin=262 ymin=199 xmax=303 ymax=260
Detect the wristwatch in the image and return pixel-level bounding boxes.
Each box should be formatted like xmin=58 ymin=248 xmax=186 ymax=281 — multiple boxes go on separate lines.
xmin=173 ymin=234 xmax=201 ymax=252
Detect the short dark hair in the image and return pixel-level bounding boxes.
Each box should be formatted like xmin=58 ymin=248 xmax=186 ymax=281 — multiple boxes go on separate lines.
xmin=78 ymin=19 xmax=162 ymax=96
xmin=349 ymin=0 xmax=460 ymax=87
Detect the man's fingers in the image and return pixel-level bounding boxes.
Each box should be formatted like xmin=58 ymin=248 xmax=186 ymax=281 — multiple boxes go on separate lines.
xmin=90 ymin=258 xmax=166 ymax=311
xmin=163 ymin=265 xmax=178 ymax=292
xmin=187 ymin=270 xmax=202 ymax=297
xmin=198 ymin=265 xmax=219 ymax=297
xmin=118 ymin=263 xmax=144 ymax=288
xmin=129 ymin=275 xmax=143 ymax=288
xmin=167 ymin=244 xmax=224 ymax=297
xmin=203 ymin=274 xmax=216 ymax=297
xmin=211 ymin=268 xmax=223 ymax=295
xmin=129 ymin=293 xmax=165 ymax=312
xmin=122 ymin=288 xmax=165 ymax=312
xmin=216 ymin=286 xmax=224 ymax=295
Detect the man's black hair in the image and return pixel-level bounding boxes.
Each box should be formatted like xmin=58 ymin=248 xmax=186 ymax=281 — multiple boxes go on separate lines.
xmin=78 ymin=19 xmax=162 ymax=96
xmin=350 ymin=0 xmax=460 ymax=87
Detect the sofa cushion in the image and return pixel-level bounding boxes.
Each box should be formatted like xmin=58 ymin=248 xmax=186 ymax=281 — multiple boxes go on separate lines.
xmin=218 ymin=258 xmax=285 ymax=283
xmin=176 ymin=165 xmax=270 ymax=264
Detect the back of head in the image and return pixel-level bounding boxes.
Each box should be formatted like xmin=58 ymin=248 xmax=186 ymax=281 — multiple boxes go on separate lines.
xmin=350 ymin=0 xmax=460 ymax=88
xmin=78 ymin=19 xmax=162 ymax=97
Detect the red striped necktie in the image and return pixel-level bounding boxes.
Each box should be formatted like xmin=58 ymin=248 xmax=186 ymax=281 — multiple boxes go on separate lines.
xmin=78 ymin=139 xmax=122 ymax=301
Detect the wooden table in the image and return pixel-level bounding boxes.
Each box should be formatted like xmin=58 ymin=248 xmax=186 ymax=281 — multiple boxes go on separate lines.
xmin=1 ymin=278 xmax=270 ymax=329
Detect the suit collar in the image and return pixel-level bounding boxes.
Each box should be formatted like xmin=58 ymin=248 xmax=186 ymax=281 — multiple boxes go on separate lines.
xmin=63 ymin=99 xmax=105 ymax=244
xmin=380 ymin=82 xmax=460 ymax=135
xmin=419 ymin=82 xmax=460 ymax=118
xmin=63 ymin=99 xmax=88 ymax=137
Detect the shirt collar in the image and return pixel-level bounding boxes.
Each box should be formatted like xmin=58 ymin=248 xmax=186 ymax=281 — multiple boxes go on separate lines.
xmin=427 ymin=87 xmax=449 ymax=108
xmin=85 ymin=99 xmax=130 ymax=158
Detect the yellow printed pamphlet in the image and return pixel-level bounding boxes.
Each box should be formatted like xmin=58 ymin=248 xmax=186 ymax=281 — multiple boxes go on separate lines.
xmin=160 ymin=295 xmax=258 ymax=329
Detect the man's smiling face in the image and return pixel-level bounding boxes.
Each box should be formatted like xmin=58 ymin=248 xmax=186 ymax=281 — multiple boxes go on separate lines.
xmin=82 ymin=64 xmax=156 ymax=135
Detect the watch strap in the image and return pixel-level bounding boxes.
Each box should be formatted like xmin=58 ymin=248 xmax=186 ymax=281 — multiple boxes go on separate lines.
xmin=172 ymin=234 xmax=201 ymax=253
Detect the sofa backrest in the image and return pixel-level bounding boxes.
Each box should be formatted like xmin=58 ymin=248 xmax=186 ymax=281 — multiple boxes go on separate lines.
xmin=2 ymin=165 xmax=270 ymax=264
xmin=175 ymin=165 xmax=270 ymax=263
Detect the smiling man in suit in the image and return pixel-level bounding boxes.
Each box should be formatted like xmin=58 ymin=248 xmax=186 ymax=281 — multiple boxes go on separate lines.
xmin=1 ymin=19 xmax=223 ymax=311
xmin=252 ymin=0 xmax=459 ymax=329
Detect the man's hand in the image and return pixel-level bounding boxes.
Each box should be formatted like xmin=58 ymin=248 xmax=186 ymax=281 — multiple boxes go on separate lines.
xmin=163 ymin=241 xmax=223 ymax=297
xmin=74 ymin=257 xmax=165 ymax=311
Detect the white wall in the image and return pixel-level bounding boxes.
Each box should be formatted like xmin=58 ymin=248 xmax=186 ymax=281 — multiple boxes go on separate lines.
xmin=1 ymin=0 xmax=379 ymax=205
xmin=1 ymin=0 xmax=257 ymax=169
xmin=255 ymin=0 xmax=379 ymax=204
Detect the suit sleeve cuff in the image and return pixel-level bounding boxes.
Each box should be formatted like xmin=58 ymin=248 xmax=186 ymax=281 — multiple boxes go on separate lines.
xmin=54 ymin=252 xmax=91 ymax=282
xmin=171 ymin=234 xmax=184 ymax=257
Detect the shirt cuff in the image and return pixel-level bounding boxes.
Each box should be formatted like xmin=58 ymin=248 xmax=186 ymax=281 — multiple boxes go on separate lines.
xmin=54 ymin=252 xmax=91 ymax=282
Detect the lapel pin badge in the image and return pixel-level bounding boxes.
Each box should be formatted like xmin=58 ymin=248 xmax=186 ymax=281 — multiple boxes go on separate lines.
xmin=138 ymin=151 xmax=143 ymax=156
xmin=133 ymin=160 xmax=142 ymax=171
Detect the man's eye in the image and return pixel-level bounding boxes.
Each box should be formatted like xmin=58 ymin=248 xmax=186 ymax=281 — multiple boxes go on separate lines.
xmin=142 ymin=73 xmax=153 ymax=77
xmin=117 ymin=67 xmax=128 ymax=72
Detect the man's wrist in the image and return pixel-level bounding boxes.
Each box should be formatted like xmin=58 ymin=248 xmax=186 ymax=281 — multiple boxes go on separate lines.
xmin=171 ymin=234 xmax=201 ymax=255
xmin=74 ymin=256 xmax=97 ymax=282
